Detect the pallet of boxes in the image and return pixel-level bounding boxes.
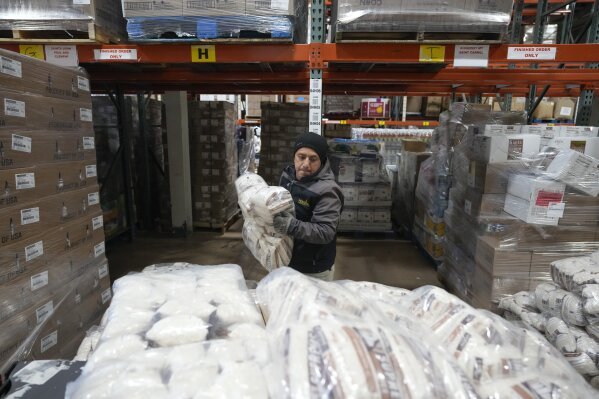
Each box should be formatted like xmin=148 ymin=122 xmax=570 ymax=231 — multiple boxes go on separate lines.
xmin=440 ymin=118 xmax=599 ymax=312
xmin=188 ymin=101 xmax=239 ymax=231
xmin=257 ymin=102 xmax=309 ymax=185
xmin=0 ymin=49 xmax=111 ymax=365
xmin=328 ymin=139 xmax=392 ymax=232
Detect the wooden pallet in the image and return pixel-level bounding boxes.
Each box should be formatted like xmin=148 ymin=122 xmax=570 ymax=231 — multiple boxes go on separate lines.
xmin=193 ymin=210 xmax=241 ymax=235
xmin=335 ymin=30 xmax=505 ymax=44
xmin=0 ymin=22 xmax=123 ymax=44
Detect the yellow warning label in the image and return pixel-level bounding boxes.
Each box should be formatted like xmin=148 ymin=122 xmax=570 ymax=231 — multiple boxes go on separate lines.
xmin=19 ymin=45 xmax=44 ymax=60
xmin=378 ymin=121 xmax=386 ymax=126
xmin=339 ymin=120 xmax=347 ymax=125
xmin=419 ymin=45 xmax=445 ymax=62
xmin=423 ymin=121 xmax=430 ymax=126
xmin=191 ymin=45 xmax=216 ymax=62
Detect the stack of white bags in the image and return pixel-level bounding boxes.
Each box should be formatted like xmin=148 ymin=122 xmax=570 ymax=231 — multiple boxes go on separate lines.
xmin=235 ymin=173 xmax=294 ymax=271
xmin=67 ymin=263 xmax=597 ymax=398
xmin=66 ymin=264 xmax=269 ymax=399
xmin=500 ymin=250 xmax=599 ymax=387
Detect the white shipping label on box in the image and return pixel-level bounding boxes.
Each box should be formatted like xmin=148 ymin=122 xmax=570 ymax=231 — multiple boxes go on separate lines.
xmin=12 ymin=134 xmax=32 ymax=153
xmin=78 ymin=76 xmax=90 ymax=91
xmin=309 ymin=78 xmax=322 ymax=134
xmin=40 ymin=331 xmax=58 ymax=353
xmin=15 ymin=173 xmax=35 ymax=190
xmin=92 ymin=215 xmax=104 ymax=231
xmin=454 ymin=45 xmax=489 ymax=67
xmin=1 ymin=56 xmax=22 ymax=78
xmin=98 ymin=263 xmax=109 ymax=279
xmin=560 ymin=126 xmax=599 ymax=138
xmin=25 ymin=240 xmax=44 ymax=262
xmin=559 ymin=107 xmax=572 ymax=117
xmin=507 ymin=46 xmax=557 ymax=60
xmin=85 ymin=164 xmax=97 ymax=178
xmin=83 ymin=137 xmax=95 ymax=150
xmin=94 ymin=241 xmax=105 ymax=257
xmin=4 ymin=98 xmax=25 ymax=117
xmin=31 ymin=270 xmax=48 ymax=291
xmin=88 ymin=192 xmax=100 ymax=206
xmin=101 ymin=288 xmax=112 ymax=304
xmin=80 ymin=108 xmax=93 ymax=122
xmin=21 ymin=207 xmax=40 ymax=225
xmin=94 ymin=48 xmax=138 ymax=61
xmin=44 ymin=45 xmax=78 ymax=67
xmin=36 ymin=301 xmax=54 ymax=324
xmin=547 ymin=202 xmax=566 ymax=218
xmin=73 ymin=0 xmax=91 ymax=5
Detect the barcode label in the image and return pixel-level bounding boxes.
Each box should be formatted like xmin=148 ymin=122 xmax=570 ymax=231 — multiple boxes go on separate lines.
xmin=83 ymin=137 xmax=95 ymax=149
xmin=98 ymin=263 xmax=108 ymax=279
xmin=5 ymin=98 xmax=25 ymax=117
xmin=77 ymin=76 xmax=90 ymax=91
xmin=21 ymin=207 xmax=40 ymax=225
xmin=40 ymin=331 xmax=58 ymax=353
xmin=94 ymin=241 xmax=105 ymax=257
xmin=92 ymin=215 xmax=104 ymax=230
xmin=85 ymin=164 xmax=97 ymax=178
xmin=31 ymin=270 xmax=49 ymax=291
xmin=101 ymin=288 xmax=112 ymax=304
xmin=36 ymin=301 xmax=54 ymax=324
xmin=80 ymin=108 xmax=93 ymax=122
xmin=25 ymin=240 xmax=44 ymax=261
xmin=12 ymin=134 xmax=32 ymax=153
xmin=88 ymin=192 xmax=100 ymax=206
xmin=1 ymin=56 xmax=22 ymax=78
xmin=15 ymin=173 xmax=35 ymax=189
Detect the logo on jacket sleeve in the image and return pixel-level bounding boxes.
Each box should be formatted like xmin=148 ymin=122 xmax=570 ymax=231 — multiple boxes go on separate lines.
xmin=297 ymin=198 xmax=310 ymax=208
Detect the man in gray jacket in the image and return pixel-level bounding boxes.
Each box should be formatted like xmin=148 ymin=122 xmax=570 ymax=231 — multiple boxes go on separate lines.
xmin=273 ymin=132 xmax=344 ymax=281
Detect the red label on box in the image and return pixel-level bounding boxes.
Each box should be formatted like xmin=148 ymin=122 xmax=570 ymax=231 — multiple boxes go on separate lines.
xmin=536 ymin=191 xmax=564 ymax=207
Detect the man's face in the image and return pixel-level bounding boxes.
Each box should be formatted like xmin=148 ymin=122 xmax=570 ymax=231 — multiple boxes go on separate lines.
xmin=294 ymin=147 xmax=321 ymax=179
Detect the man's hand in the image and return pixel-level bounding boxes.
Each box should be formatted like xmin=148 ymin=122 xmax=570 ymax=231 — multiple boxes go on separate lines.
xmin=273 ymin=211 xmax=295 ymax=235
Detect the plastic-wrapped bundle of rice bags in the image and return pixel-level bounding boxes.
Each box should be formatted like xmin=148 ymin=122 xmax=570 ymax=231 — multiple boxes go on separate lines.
xmin=498 ymin=291 xmax=547 ymax=332
xmin=534 ymin=282 xmax=588 ymax=326
xmin=236 ymin=173 xmax=295 ymax=271
xmin=405 ymin=285 xmax=597 ymax=398
xmin=258 ymin=268 xmax=479 ymax=399
xmin=551 ymin=254 xmax=599 ymax=294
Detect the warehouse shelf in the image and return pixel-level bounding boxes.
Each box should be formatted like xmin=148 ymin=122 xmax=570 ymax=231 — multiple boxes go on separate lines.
xmin=1 ymin=42 xmax=597 ymax=96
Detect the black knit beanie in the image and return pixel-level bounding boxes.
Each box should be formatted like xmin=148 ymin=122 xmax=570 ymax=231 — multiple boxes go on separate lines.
xmin=293 ymin=132 xmax=328 ymax=164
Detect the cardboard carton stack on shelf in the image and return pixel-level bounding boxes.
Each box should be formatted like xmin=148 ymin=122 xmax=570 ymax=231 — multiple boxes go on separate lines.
xmin=0 ymin=49 xmax=111 ymax=364
xmin=437 ymin=110 xmax=599 ymax=311
xmin=188 ymin=101 xmax=239 ymax=229
xmin=257 ymin=102 xmax=309 ymax=185
xmin=0 ymin=0 xmax=126 ymax=41
xmin=121 ymin=0 xmax=308 ymax=42
xmin=328 ymin=139 xmax=392 ymax=232
xmin=352 ymin=128 xmax=434 ymax=168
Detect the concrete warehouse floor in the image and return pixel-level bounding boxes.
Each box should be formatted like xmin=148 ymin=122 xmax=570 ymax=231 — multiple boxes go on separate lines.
xmin=106 ymin=219 xmax=441 ymax=290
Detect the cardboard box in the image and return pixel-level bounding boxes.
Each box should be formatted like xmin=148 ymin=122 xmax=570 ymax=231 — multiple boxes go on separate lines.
xmin=483 ymin=125 xmax=522 ymax=136
xmin=373 ymin=208 xmax=391 ymax=224
xmin=548 ymin=137 xmax=599 ymax=159
xmin=401 ymin=139 xmax=427 ymax=152
xmin=406 ymin=97 xmax=423 ymax=114
xmin=470 ymin=134 xmax=541 ymax=163
xmin=532 ymin=101 xmax=555 ymax=120
xmin=331 ymin=154 xmax=357 ymax=183
xmin=559 ymin=126 xmax=599 ymax=138
xmin=553 ymin=98 xmax=576 ymax=120
xmin=511 ymin=97 xmax=527 ymax=112
xmin=340 ymin=184 xmax=357 ymax=203
xmin=454 ymin=159 xmax=528 ymax=194
xmin=357 ymin=208 xmax=374 ymax=224
xmin=505 ymin=174 xmax=566 ymax=225
xmin=340 ymin=207 xmax=357 ymax=223
xmin=475 ymin=235 xmax=532 ymax=277
xmin=561 ymin=192 xmax=599 ymax=224
xmin=520 ymin=125 xmax=562 ymax=146
xmin=360 ymin=98 xmax=390 ymax=119
xmin=544 ymin=150 xmax=599 ymax=197
xmin=122 ymin=0 xmax=183 ymax=17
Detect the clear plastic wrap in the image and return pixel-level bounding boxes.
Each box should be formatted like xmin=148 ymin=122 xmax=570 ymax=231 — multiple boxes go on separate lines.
xmin=122 ymin=0 xmax=308 ymax=42
xmin=0 ymin=0 xmax=126 ymax=41
xmin=256 ymin=267 xmax=596 ymax=397
xmin=351 ymin=128 xmax=433 ymax=167
xmin=235 ymin=173 xmax=294 ymax=270
xmin=333 ymin=0 xmax=513 ymax=35
xmin=65 ymin=263 xmax=269 ymax=399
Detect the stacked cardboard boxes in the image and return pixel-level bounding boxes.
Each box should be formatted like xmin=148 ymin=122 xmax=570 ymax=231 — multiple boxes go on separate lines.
xmin=258 ymin=102 xmax=309 ymax=185
xmin=328 ymin=139 xmax=392 ymax=232
xmin=188 ymin=101 xmax=239 ymax=228
xmin=0 ymin=49 xmax=111 ymax=365
xmin=439 ymin=118 xmax=599 ymax=311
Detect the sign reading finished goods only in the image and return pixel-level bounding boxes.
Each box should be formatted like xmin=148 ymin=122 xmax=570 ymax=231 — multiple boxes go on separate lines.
xmin=507 ymin=46 xmax=557 ymax=60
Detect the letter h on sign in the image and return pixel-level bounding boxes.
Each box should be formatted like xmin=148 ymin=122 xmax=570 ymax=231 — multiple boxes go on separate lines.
xmin=191 ymin=45 xmax=216 ymax=63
